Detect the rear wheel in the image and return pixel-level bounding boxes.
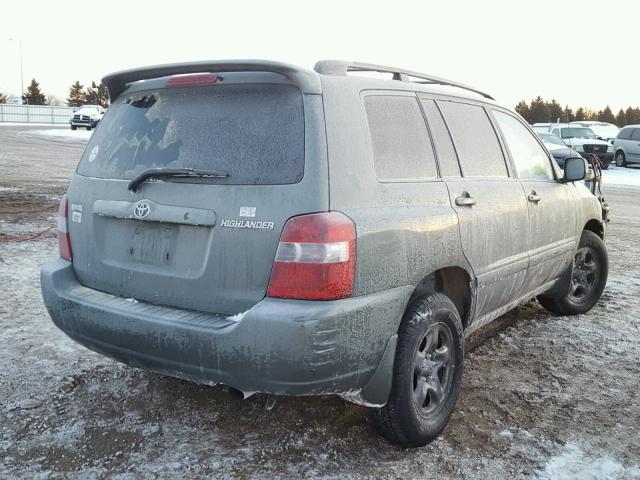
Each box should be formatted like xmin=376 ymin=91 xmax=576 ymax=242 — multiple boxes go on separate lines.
xmin=615 ymin=151 xmax=626 ymax=167
xmin=70 ymin=125 xmax=77 ymax=131
xmin=369 ymin=293 xmax=464 ymax=447
xmin=538 ymin=230 xmax=608 ymax=315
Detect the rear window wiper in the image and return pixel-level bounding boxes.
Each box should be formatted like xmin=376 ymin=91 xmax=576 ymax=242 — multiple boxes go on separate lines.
xmin=128 ymin=168 xmax=229 ymax=192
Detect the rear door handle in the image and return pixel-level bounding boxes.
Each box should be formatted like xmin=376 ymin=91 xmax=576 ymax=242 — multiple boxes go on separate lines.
xmin=455 ymin=195 xmax=476 ymax=207
xmin=528 ymin=192 xmax=541 ymax=203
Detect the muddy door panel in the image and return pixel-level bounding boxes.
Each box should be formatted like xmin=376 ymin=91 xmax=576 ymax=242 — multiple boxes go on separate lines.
xmin=520 ymin=181 xmax=577 ymax=294
xmin=446 ymin=179 xmax=529 ymax=320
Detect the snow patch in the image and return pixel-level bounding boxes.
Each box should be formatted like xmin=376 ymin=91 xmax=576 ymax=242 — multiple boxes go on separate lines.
xmin=0 ymin=122 xmax=69 ymax=127
xmin=602 ymin=167 xmax=640 ymax=188
xmin=28 ymin=128 xmax=93 ymax=140
xmin=537 ymin=442 xmax=640 ymax=480
xmin=227 ymin=308 xmax=252 ymax=322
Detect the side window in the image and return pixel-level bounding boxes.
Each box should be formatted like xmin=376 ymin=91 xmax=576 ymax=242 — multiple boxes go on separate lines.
xmin=437 ymin=101 xmax=508 ymax=177
xmin=420 ymin=99 xmax=461 ymax=177
xmin=363 ymin=95 xmax=437 ymax=181
xmin=631 ymin=129 xmax=640 ymax=141
xmin=493 ymin=110 xmax=554 ymax=180
xmin=620 ymin=128 xmax=632 ymax=140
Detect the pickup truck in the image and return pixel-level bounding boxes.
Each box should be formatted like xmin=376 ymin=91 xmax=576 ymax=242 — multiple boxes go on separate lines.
xmin=70 ymin=105 xmax=105 ymax=130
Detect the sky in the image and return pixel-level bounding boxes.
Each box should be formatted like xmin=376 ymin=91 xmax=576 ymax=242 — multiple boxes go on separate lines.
xmin=1 ymin=0 xmax=637 ymax=111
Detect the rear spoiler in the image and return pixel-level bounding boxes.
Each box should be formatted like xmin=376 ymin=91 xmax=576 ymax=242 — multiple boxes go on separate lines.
xmin=102 ymin=60 xmax=322 ymax=100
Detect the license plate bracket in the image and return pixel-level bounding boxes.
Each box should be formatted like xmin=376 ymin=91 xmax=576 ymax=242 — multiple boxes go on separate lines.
xmin=129 ymin=222 xmax=177 ymax=264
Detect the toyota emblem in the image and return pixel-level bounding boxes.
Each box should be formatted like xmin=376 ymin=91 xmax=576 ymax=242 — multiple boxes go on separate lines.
xmin=134 ymin=201 xmax=150 ymax=219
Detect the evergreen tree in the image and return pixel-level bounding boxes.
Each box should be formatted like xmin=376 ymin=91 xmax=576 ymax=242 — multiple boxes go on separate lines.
xmin=97 ymin=82 xmax=109 ymax=108
xmin=528 ymin=96 xmax=550 ymax=123
xmin=22 ymin=78 xmax=47 ymax=105
xmin=625 ymin=107 xmax=637 ymax=125
xmin=562 ymin=105 xmax=575 ymax=123
xmin=515 ymin=100 xmax=530 ymax=122
xmin=546 ymin=99 xmax=563 ymax=123
xmin=84 ymin=81 xmax=110 ymax=108
xmin=0 ymin=92 xmax=7 ymax=104
xmin=66 ymin=81 xmax=86 ymax=107
xmin=514 ymin=98 xmax=640 ymax=127
xmin=598 ymin=106 xmax=615 ymax=124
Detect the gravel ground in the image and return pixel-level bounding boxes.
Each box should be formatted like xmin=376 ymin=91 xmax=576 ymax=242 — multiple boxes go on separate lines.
xmin=1 ymin=125 xmax=639 ymax=479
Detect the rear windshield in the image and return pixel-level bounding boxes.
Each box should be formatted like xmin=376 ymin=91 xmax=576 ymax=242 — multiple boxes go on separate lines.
xmin=77 ymin=83 xmax=304 ymax=185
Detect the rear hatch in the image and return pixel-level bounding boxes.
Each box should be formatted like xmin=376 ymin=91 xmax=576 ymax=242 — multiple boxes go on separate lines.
xmin=67 ymin=72 xmax=327 ymax=315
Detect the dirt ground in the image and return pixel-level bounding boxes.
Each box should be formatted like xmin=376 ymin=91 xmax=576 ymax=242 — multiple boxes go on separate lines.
xmin=1 ymin=125 xmax=639 ymax=479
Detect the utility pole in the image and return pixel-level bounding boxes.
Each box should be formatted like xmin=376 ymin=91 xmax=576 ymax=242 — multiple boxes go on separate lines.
xmin=8 ymin=37 xmax=25 ymax=104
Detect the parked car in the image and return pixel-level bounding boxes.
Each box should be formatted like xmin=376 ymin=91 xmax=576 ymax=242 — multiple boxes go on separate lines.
xmin=612 ymin=125 xmax=640 ymax=167
xmin=6 ymin=96 xmax=23 ymax=105
xmin=531 ymin=123 xmax=552 ymax=134
xmin=569 ymin=121 xmax=619 ymax=143
xmin=69 ymin=105 xmax=105 ymax=130
xmin=41 ymin=60 xmax=609 ymax=448
xmin=536 ymin=132 xmax=581 ymax=168
xmin=534 ymin=123 xmax=613 ymax=168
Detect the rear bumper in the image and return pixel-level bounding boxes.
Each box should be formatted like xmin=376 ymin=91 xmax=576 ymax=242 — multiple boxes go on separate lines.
xmin=41 ymin=259 xmax=411 ymax=406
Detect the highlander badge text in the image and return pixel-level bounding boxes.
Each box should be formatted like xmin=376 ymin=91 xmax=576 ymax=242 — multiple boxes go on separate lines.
xmin=220 ymin=219 xmax=274 ymax=230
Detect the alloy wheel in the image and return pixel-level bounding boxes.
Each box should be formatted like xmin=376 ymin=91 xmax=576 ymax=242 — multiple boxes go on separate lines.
xmin=412 ymin=321 xmax=454 ymax=416
xmin=569 ymin=247 xmax=600 ymax=303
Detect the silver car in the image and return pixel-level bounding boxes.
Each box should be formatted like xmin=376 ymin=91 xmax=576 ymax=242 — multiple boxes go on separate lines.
xmin=613 ymin=125 xmax=640 ymax=167
xmin=41 ymin=60 xmax=609 ymax=447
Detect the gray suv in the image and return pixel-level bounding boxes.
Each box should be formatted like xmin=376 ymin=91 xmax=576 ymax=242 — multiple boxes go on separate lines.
xmin=613 ymin=125 xmax=640 ymax=167
xmin=41 ymin=60 xmax=609 ymax=447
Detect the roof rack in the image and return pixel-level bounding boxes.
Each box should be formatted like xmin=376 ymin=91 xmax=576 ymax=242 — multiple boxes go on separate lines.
xmin=314 ymin=60 xmax=494 ymax=101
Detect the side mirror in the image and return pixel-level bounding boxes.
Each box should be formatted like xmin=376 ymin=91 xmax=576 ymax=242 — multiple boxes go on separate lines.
xmin=562 ymin=157 xmax=587 ymax=183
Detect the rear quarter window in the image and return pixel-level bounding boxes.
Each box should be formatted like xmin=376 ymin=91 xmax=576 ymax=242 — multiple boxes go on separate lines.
xmin=363 ymin=95 xmax=437 ymax=181
xmin=77 ymin=83 xmax=305 ymax=185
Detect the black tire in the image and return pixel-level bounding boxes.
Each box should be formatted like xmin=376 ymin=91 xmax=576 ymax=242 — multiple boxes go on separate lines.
xmin=369 ymin=293 xmax=464 ymax=447
xmin=86 ymin=126 xmax=92 ymax=131
xmin=538 ymin=230 xmax=608 ymax=316
xmin=615 ymin=151 xmax=626 ymax=168
xmin=70 ymin=125 xmax=77 ymax=131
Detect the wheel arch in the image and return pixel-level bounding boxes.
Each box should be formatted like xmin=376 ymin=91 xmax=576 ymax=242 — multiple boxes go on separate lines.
xmin=584 ymin=219 xmax=604 ymax=239
xmin=409 ymin=267 xmax=474 ymax=330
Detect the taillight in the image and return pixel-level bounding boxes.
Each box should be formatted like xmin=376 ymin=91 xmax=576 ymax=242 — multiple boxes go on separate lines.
xmin=267 ymin=212 xmax=356 ymax=301
xmin=57 ymin=195 xmax=73 ymax=261
xmin=165 ymin=73 xmax=219 ymax=87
